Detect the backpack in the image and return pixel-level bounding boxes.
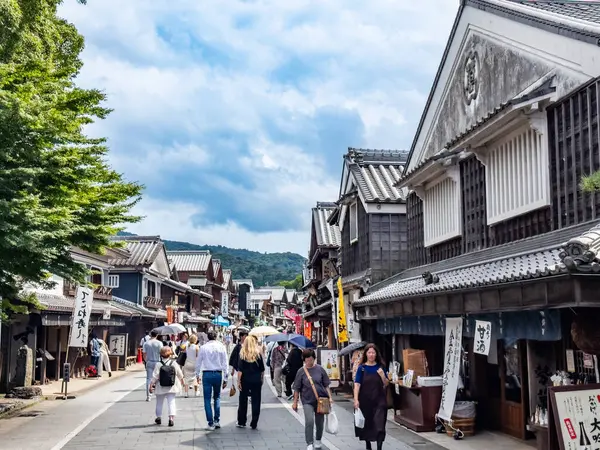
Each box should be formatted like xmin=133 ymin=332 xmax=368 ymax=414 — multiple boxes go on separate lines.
xmin=159 ymin=360 xmax=176 ymax=387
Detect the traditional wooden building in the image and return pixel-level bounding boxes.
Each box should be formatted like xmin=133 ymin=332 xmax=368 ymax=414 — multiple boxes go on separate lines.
xmin=303 ymin=202 xmax=341 ymax=346
xmin=326 ymin=149 xmax=409 ymax=344
xmin=353 ymin=0 xmax=600 ymax=442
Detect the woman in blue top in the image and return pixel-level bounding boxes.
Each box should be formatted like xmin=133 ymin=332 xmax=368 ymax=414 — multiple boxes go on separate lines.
xmin=354 ymin=343 xmax=389 ymax=450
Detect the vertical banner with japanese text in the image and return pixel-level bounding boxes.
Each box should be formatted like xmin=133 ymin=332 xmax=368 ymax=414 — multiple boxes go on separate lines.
xmin=438 ymin=317 xmax=463 ymax=421
xmin=69 ymin=286 xmax=93 ymax=348
xmin=337 ymin=277 xmax=348 ymax=344
xmin=474 ymin=320 xmax=492 ymax=356
xmin=326 ymin=279 xmax=337 ymax=341
xmin=221 ymin=292 xmax=229 ymax=317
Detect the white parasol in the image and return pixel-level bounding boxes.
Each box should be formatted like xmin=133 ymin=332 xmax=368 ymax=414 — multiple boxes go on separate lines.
xmin=248 ymin=325 xmax=279 ymax=337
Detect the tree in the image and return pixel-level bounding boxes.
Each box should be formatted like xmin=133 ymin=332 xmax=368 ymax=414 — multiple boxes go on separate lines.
xmin=278 ymin=274 xmax=303 ymax=291
xmin=0 ymin=0 xmax=142 ymax=318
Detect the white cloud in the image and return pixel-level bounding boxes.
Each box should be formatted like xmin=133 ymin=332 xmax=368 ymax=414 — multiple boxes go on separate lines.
xmin=130 ymin=197 xmax=310 ymax=255
xmin=58 ymin=0 xmax=458 ymax=253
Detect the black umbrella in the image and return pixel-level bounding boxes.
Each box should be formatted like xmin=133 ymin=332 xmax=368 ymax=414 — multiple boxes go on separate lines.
xmin=339 ymin=341 xmax=367 ymax=357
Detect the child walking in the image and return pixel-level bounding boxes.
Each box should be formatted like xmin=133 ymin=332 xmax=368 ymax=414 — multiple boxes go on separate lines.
xmin=149 ymin=346 xmax=185 ymax=427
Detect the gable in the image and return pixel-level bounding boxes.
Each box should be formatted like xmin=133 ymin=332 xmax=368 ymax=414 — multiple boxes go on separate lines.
xmin=150 ymin=245 xmax=171 ymax=278
xmin=407 ymin=1 xmax=600 ymax=170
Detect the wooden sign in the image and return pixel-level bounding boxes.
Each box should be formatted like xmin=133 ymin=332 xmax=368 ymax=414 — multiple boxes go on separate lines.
xmin=548 ymin=384 xmax=600 ymax=450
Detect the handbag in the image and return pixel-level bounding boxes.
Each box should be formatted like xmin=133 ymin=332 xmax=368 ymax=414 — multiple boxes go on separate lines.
xmin=303 ymin=366 xmax=331 ymax=415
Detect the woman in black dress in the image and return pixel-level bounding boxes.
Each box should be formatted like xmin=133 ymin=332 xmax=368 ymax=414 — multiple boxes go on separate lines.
xmin=354 ymin=343 xmax=389 ymax=450
xmin=236 ymin=335 xmax=265 ymax=429
xmin=284 ymin=343 xmax=303 ymax=398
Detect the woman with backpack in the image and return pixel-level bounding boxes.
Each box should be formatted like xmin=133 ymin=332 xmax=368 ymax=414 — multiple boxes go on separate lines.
xmin=149 ymin=346 xmax=185 ymax=427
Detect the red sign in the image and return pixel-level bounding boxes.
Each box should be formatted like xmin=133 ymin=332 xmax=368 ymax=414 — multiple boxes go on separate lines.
xmin=283 ymin=309 xmax=298 ymax=320
xmin=564 ymin=418 xmax=576 ymax=440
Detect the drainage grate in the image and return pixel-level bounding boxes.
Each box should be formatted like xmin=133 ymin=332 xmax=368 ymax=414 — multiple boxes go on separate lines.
xmin=17 ymin=412 xmax=42 ymax=417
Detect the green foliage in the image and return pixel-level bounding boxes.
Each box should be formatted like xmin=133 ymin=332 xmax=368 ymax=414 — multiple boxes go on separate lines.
xmin=157 ymin=237 xmax=305 ymax=286
xmin=581 ymin=171 xmax=600 ymax=193
xmin=278 ymin=274 xmax=303 ymax=290
xmin=0 ymin=0 xmax=142 ymax=318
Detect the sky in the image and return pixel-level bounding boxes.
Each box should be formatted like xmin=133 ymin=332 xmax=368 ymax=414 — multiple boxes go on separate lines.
xmin=58 ymin=0 xmax=458 ymax=256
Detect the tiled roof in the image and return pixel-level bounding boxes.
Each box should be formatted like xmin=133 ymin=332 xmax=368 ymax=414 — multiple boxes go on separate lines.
xmin=36 ymin=292 xmax=127 ymax=316
xmin=255 ymin=287 xmax=286 ymax=302
xmin=344 ymin=148 xmax=407 ymax=203
xmin=508 ymin=0 xmax=600 ymax=25
xmin=356 ymin=220 xmax=600 ymax=307
xmin=109 ymin=236 xmax=163 ymax=268
xmin=222 ymin=269 xmax=232 ymax=289
xmin=212 ymin=259 xmax=222 ymax=276
xmin=166 ymin=251 xmax=212 ymax=272
xmin=285 ymin=290 xmax=298 ymax=303
xmin=313 ymin=202 xmax=341 ymax=248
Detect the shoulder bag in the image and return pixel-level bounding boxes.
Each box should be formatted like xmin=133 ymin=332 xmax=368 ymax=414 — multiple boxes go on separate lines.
xmin=303 ymin=366 xmax=331 ymax=415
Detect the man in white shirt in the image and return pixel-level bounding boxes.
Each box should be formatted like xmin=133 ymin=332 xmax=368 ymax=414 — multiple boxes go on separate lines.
xmin=195 ymin=331 xmax=228 ymax=430
xmin=142 ymin=331 xmax=163 ymax=401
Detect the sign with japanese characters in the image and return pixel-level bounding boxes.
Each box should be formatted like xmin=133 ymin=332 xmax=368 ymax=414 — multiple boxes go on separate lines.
xmin=317 ymin=348 xmax=340 ymax=380
xmin=68 ymin=286 xmax=93 ymax=348
xmin=109 ymin=334 xmax=127 ymax=356
xmin=438 ymin=317 xmax=463 ymax=421
xmin=474 ymin=320 xmax=492 ymax=356
xmin=551 ymin=385 xmax=600 ymax=450
xmin=221 ymin=292 xmax=229 ymax=317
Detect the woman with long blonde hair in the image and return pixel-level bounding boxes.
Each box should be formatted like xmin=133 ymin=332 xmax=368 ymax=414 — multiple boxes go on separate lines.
xmin=236 ymin=335 xmax=265 ymax=429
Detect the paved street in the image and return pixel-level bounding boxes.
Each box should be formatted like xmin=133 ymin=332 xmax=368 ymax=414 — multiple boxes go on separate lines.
xmin=0 ymin=370 xmax=442 ymax=450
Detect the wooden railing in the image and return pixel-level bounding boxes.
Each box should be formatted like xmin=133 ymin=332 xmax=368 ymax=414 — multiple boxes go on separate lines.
xmin=144 ymin=296 xmax=163 ymax=309
xmin=63 ymin=282 xmax=112 ymax=300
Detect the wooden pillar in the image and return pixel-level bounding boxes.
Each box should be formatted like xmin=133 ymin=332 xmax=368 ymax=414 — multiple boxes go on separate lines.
xmin=56 ymin=328 xmax=62 ymax=382
xmin=328 ymin=324 xmax=334 ymax=349
xmin=40 ymin=326 xmax=48 ymax=384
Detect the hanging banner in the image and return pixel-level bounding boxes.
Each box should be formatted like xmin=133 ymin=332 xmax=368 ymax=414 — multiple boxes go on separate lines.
xmin=69 ymin=286 xmax=93 ymax=348
xmin=438 ymin=317 xmax=463 ymax=421
xmin=474 ymin=320 xmax=492 ymax=356
xmin=221 ymin=292 xmax=229 ymax=317
xmin=348 ymin=290 xmax=361 ymax=343
xmin=336 ymin=277 xmax=348 ymax=343
xmin=304 ymin=320 xmax=312 ymax=339
xmin=326 ymin=279 xmax=337 ymax=341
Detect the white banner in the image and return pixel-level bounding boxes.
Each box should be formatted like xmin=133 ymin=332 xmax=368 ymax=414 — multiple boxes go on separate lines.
xmin=222 ymin=292 xmax=229 ymax=317
xmin=326 ymin=279 xmax=337 ymax=340
xmin=69 ymin=286 xmax=94 ymax=348
xmin=438 ymin=317 xmax=463 ymax=421
xmin=474 ymin=320 xmax=492 ymax=356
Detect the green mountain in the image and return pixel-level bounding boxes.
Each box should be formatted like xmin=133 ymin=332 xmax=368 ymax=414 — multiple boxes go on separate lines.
xmin=118 ymin=232 xmax=306 ymax=286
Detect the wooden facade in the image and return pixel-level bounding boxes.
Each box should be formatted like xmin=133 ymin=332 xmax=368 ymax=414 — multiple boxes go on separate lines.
xmin=340 ymin=199 xmax=408 ymax=284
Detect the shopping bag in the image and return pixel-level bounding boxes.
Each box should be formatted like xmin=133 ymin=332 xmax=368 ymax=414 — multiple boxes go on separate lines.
xmin=354 ymin=408 xmax=365 ymax=429
xmin=325 ymin=410 xmax=339 ymax=435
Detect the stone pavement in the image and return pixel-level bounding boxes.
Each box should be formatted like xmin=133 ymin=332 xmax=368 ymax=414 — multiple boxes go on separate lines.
xmin=0 ymin=366 xmax=445 ymax=450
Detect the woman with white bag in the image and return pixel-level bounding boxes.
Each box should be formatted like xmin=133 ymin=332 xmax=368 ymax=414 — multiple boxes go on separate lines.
xmin=354 ymin=343 xmax=389 ymax=450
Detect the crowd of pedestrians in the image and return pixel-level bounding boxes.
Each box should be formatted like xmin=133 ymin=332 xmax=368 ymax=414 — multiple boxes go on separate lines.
xmin=140 ymin=327 xmax=389 ymax=450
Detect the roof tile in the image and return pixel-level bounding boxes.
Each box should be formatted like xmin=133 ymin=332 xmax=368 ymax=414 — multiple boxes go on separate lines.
xmin=167 ymin=251 xmax=212 ymax=272
xmin=313 ymin=203 xmax=341 ymax=248
xmin=109 ymin=236 xmax=163 ymax=268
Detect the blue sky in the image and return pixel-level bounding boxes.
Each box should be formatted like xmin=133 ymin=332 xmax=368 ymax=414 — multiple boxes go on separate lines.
xmin=59 ymin=0 xmax=457 ymax=255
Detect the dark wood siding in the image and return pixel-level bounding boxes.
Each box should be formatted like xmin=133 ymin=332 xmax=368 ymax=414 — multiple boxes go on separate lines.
xmin=461 ymin=156 xmax=488 ymax=252
xmin=340 ymin=199 xmax=369 ymax=278
xmin=370 ymin=213 xmax=407 ymax=284
xmin=548 ymin=78 xmax=600 ymax=229
xmin=407 ymin=192 xmax=426 ymax=268
xmin=488 ymin=208 xmax=551 ymax=246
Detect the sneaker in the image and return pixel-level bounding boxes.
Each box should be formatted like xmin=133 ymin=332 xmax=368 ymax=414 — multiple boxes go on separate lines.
xmin=314 ymin=441 xmax=322 ymax=449
xmin=214 ymin=421 xmax=221 ymax=429
xmin=155 ymin=417 xmax=161 ymax=425
xmin=307 ymin=445 xmax=314 ymax=450
xmin=287 ymin=394 xmax=294 ymax=401
xmin=236 ymin=423 xmax=246 ymax=428
xmin=207 ymin=425 xmax=216 ymax=431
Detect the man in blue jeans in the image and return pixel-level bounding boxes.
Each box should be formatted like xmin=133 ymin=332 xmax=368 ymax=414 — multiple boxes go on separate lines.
xmin=195 ymin=330 xmax=228 ymax=430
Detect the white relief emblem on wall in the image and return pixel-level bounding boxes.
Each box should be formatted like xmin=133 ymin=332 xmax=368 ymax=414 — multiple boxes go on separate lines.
xmin=463 ymin=51 xmax=479 ymax=105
